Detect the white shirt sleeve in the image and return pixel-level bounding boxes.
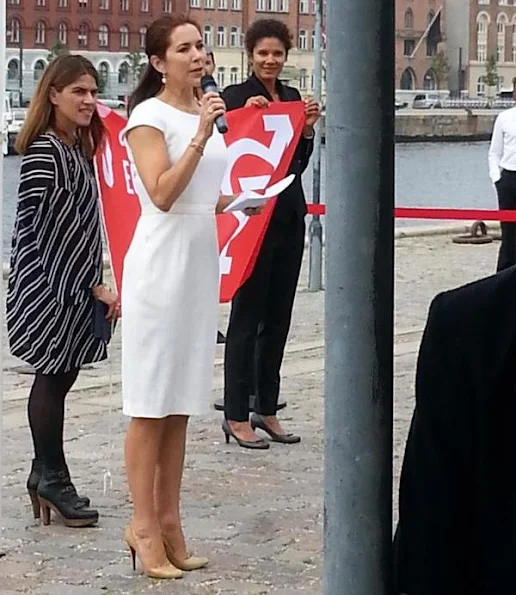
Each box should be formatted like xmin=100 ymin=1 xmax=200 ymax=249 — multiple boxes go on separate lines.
xmin=123 ymin=99 xmax=167 ymax=141
xmin=488 ymin=113 xmax=504 ymax=184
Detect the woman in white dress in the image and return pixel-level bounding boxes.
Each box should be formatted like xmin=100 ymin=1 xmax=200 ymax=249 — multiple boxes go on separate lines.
xmin=121 ymin=15 xmax=255 ymax=580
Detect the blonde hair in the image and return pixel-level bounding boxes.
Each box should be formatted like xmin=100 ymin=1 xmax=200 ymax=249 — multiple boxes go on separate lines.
xmin=15 ymin=54 xmax=105 ymax=159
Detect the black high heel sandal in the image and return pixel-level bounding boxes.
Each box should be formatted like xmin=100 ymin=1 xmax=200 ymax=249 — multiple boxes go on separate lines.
xmin=250 ymin=413 xmax=301 ymax=444
xmin=222 ymin=419 xmax=270 ymax=450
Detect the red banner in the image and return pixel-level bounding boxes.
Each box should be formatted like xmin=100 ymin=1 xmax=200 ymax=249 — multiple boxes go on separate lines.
xmin=94 ymin=102 xmax=305 ymax=302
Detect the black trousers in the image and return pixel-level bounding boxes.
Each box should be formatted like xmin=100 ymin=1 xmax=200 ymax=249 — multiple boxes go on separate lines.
xmin=224 ymin=215 xmax=305 ymax=422
xmin=496 ymin=169 xmax=516 ymax=272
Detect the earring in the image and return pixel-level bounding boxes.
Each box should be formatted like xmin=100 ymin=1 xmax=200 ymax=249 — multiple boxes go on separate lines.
xmin=161 ymin=74 xmax=167 ymax=84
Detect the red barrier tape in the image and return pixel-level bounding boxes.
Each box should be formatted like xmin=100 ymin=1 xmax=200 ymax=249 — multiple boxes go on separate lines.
xmin=306 ymin=204 xmax=516 ymax=222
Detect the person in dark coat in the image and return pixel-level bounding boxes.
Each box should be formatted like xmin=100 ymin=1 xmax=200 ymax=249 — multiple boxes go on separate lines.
xmin=394 ymin=265 xmax=516 ymax=595
xmin=220 ymin=18 xmax=320 ymax=449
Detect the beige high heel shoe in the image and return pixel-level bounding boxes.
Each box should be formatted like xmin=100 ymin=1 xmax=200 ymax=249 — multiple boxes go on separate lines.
xmin=125 ymin=526 xmax=183 ymax=579
xmin=162 ymin=536 xmax=209 ymax=571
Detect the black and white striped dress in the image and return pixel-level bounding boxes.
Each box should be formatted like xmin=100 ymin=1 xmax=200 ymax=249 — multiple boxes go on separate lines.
xmin=6 ymin=133 xmax=107 ymax=374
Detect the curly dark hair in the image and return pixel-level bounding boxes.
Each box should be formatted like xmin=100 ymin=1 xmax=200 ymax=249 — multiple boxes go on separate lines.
xmin=245 ymin=19 xmax=293 ymax=56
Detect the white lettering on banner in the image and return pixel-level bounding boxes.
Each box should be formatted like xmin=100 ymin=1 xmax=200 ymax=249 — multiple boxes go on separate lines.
xmin=122 ymin=160 xmax=136 ymax=195
xmin=219 ymin=113 xmax=294 ymax=278
xmin=221 ymin=114 xmax=294 ymax=195
xmin=101 ymin=137 xmax=115 ymax=189
xmin=219 ymin=210 xmax=249 ymax=278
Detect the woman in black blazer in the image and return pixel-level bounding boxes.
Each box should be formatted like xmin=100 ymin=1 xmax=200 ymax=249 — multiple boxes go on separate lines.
xmin=221 ymin=18 xmax=320 ymax=449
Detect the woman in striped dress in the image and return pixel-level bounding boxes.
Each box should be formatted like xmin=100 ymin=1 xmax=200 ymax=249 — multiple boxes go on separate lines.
xmin=6 ymin=55 xmax=118 ymax=527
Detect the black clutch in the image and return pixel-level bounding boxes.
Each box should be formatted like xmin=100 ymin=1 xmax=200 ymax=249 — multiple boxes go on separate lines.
xmin=92 ymin=300 xmax=113 ymax=344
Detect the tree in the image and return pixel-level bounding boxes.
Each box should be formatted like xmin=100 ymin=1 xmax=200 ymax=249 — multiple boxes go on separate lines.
xmin=126 ymin=51 xmax=146 ymax=89
xmin=430 ymin=50 xmax=450 ymax=90
xmin=484 ymin=55 xmax=499 ymax=94
xmin=47 ymin=41 xmax=69 ymax=63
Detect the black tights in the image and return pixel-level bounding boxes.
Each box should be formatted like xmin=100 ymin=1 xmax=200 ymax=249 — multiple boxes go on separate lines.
xmin=28 ymin=369 xmax=80 ymax=468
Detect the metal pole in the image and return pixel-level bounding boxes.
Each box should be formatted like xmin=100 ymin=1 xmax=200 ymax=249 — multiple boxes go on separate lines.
xmin=308 ymin=0 xmax=323 ymax=292
xmin=0 ymin=0 xmax=7 ymax=555
xmin=324 ymin=0 xmax=394 ymax=592
xmin=19 ymin=29 xmax=23 ymax=106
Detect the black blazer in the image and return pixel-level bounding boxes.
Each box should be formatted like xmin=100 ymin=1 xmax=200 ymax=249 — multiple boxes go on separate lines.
xmin=394 ymin=265 xmax=516 ymax=595
xmin=221 ymin=74 xmax=314 ymax=223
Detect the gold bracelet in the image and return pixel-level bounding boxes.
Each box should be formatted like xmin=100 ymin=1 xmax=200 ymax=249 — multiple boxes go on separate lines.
xmin=189 ymin=140 xmax=205 ymax=156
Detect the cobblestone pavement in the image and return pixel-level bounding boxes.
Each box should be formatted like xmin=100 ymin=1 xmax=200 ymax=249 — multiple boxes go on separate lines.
xmin=0 ymin=233 xmax=501 ymax=594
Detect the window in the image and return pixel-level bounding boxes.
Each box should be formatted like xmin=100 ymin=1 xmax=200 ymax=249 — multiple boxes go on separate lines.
xmin=162 ymin=0 xmax=172 ymax=10
xmin=7 ymin=59 xmax=19 ymax=80
xmin=219 ymin=0 xmax=227 ymax=7
xmin=217 ymin=26 xmax=226 ymax=46
xmin=268 ymin=0 xmax=278 ymax=10
xmin=299 ymin=0 xmax=308 ymax=13
xmin=78 ymin=0 xmax=88 ymax=7
xmin=35 ymin=21 xmax=46 ymax=44
xmin=120 ymin=0 xmax=129 ymax=11
xmin=118 ymin=62 xmax=129 ymax=84
xmin=230 ymin=26 xmax=240 ymax=47
xmin=57 ymin=0 xmax=68 ymax=6
xmin=404 ymin=39 xmax=415 ymax=56
xmin=36 ymin=0 xmax=46 ymax=6
xmin=478 ymin=0 xmax=489 ymax=4
xmin=217 ymin=66 xmax=225 ymax=88
xmin=231 ymin=0 xmax=241 ymax=8
xmin=477 ymin=43 xmax=487 ymax=61
xmin=204 ymin=0 xmax=214 ymax=7
xmin=298 ymin=29 xmax=307 ymax=50
xmin=498 ymin=44 xmax=505 ymax=61
xmin=203 ymin=25 xmax=213 ymax=46
xmin=7 ymin=0 xmax=21 ymax=5
xmin=497 ymin=14 xmax=507 ymax=62
xmin=98 ymin=62 xmax=109 ymax=87
xmin=34 ymin=60 xmax=46 ymax=81
xmin=78 ymin=22 xmax=89 ymax=47
xmin=140 ymin=0 xmax=149 ymax=11
xmin=279 ymin=0 xmax=288 ymax=11
xmin=256 ymin=0 xmax=266 ymax=10
xmin=8 ymin=19 xmax=21 ymax=43
xmin=477 ymin=14 xmax=489 ymax=35
xmin=99 ymin=24 xmax=109 ymax=47
xmin=230 ymin=67 xmax=238 ymax=85
xmin=477 ymin=76 xmax=486 ymax=95
xmin=100 ymin=0 xmax=109 ymax=8
xmin=120 ymin=25 xmax=130 ymax=48
xmin=299 ymin=68 xmax=307 ymax=90
xmin=404 ymin=9 xmax=413 ymax=29
xmin=58 ymin=21 xmax=68 ymax=44
xmin=190 ymin=0 xmax=200 ymax=6
xmin=139 ymin=26 xmax=147 ymax=48
xmin=311 ymin=29 xmax=315 ymax=49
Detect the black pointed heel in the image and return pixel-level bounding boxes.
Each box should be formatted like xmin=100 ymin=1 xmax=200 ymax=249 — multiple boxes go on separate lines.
xmin=222 ymin=420 xmax=270 ymax=450
xmin=250 ymin=413 xmax=301 ymax=444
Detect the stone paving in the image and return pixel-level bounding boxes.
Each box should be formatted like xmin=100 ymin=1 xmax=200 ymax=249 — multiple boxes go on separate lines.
xmin=0 ymin=232 xmax=502 ymax=594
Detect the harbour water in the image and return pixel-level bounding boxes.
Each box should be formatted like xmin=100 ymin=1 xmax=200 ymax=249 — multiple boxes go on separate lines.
xmin=2 ymin=141 xmax=496 ymax=259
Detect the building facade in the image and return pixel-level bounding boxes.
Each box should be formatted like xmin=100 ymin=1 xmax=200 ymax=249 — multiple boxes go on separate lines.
xmin=5 ymin=0 xmax=320 ymax=105
xmin=468 ymin=0 xmax=516 ymax=97
xmin=396 ymin=0 xmax=445 ymax=92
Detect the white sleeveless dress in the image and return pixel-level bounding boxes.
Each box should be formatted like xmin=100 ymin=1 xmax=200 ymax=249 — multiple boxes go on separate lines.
xmin=121 ymin=98 xmax=228 ymax=418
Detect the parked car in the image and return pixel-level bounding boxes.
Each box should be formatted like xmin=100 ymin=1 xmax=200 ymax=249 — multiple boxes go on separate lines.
xmin=412 ymin=93 xmax=442 ymax=109
xmin=395 ymin=98 xmax=408 ymax=110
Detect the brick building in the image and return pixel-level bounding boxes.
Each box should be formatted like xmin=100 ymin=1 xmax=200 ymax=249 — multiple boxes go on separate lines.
xmin=5 ymin=0 xmax=319 ymax=104
xmin=395 ymin=0 xmax=444 ymax=92
xmin=445 ymin=0 xmax=516 ymax=98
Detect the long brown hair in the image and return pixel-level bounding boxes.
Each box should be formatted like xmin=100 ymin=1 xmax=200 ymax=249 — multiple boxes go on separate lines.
xmin=15 ymin=54 xmax=105 ymax=159
xmin=128 ymin=14 xmax=201 ymax=115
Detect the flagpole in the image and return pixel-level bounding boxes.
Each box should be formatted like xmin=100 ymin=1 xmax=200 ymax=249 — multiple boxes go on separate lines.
xmin=0 ymin=0 xmax=7 ymax=557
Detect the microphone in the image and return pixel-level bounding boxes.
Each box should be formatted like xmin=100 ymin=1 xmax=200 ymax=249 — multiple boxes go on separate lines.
xmin=200 ymin=75 xmax=228 ymax=134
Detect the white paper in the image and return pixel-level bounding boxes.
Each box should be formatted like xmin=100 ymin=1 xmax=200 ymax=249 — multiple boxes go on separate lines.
xmin=223 ymin=174 xmax=296 ymax=213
